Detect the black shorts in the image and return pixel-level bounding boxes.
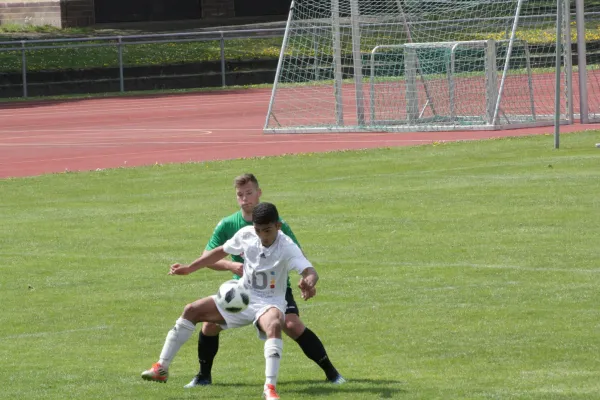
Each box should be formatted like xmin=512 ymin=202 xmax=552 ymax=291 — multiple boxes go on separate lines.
xmin=285 ymin=287 xmax=299 ymax=316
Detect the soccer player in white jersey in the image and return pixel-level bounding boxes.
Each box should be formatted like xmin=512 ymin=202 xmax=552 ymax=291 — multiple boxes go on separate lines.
xmin=141 ymin=202 xmax=319 ymax=400
xmin=187 ymin=173 xmax=344 ymax=388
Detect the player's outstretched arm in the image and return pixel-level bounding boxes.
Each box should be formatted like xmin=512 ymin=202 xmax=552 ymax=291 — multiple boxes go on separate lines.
xmin=200 ymin=250 xmax=244 ymax=275
xmin=169 ymin=246 xmax=229 ymax=275
xmin=298 ymin=267 xmax=319 ymax=300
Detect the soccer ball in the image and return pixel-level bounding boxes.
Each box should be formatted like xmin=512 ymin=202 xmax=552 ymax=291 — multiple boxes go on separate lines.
xmin=216 ymin=279 xmax=250 ymax=313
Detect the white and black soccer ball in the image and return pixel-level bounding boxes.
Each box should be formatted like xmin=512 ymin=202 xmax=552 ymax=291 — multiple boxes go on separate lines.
xmin=216 ymin=279 xmax=250 ymax=313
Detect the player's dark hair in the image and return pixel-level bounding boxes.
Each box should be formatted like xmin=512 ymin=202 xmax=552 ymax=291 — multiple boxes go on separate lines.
xmin=234 ymin=173 xmax=259 ymax=188
xmin=252 ymin=202 xmax=279 ymax=225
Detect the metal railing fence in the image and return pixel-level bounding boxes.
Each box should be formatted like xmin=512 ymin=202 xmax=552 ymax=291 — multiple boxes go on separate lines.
xmin=2 ymin=11 xmax=599 ymax=98
xmin=0 ymin=28 xmax=287 ymax=97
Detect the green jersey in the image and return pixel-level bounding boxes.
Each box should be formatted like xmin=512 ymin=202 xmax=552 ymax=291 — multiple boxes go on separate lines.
xmin=205 ymin=210 xmax=300 ymax=283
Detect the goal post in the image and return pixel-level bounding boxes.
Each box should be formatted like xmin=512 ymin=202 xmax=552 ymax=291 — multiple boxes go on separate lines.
xmin=264 ymin=0 xmax=572 ymax=134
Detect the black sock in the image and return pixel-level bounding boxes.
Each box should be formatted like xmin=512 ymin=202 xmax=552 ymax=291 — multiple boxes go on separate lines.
xmin=295 ymin=328 xmax=339 ymax=381
xmin=197 ymin=332 xmax=219 ymax=378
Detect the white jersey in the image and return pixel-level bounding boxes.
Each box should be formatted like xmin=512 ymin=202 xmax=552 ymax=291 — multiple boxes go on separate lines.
xmin=223 ymin=226 xmax=312 ymax=304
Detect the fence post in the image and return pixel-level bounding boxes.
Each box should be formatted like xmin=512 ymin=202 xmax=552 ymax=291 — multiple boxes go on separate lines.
xmin=118 ymin=36 xmax=125 ymax=92
xmin=220 ymin=32 xmax=226 ymax=87
xmin=21 ymin=41 xmax=28 ymax=98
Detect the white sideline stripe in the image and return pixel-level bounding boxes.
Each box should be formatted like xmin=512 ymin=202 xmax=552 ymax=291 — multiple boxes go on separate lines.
xmin=1 ymin=128 xmax=257 ymax=132
xmin=0 ymin=128 xmax=410 ymax=134
xmin=0 ymin=128 xmax=240 ymax=135
xmin=0 ymin=138 xmax=437 ymax=149
xmin=0 ymin=131 xmax=216 ymax=142
xmin=1 ymin=325 xmax=110 ymax=340
xmin=330 ymin=260 xmax=600 ymax=274
xmin=1 ymin=107 xmax=269 ymax=128
xmin=1 ymin=131 xmax=214 ymax=138
xmin=0 ymin=92 xmax=273 ymax=112
xmin=0 ymin=99 xmax=269 ymax=118
xmin=0 ymin=94 xmax=271 ymax=110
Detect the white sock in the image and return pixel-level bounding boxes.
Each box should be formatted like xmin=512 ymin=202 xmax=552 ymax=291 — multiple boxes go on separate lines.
xmin=264 ymin=338 xmax=283 ymax=386
xmin=158 ymin=317 xmax=196 ymax=369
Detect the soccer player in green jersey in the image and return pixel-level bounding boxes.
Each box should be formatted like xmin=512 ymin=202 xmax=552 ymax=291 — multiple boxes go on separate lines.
xmin=184 ymin=173 xmax=345 ymax=388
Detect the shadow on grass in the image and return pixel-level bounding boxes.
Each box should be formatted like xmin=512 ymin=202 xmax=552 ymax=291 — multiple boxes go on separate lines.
xmin=286 ymin=378 xmax=407 ymax=398
xmin=207 ymin=378 xmax=406 ymax=398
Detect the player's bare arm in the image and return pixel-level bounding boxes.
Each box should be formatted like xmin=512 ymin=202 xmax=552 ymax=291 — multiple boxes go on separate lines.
xmin=200 ymin=250 xmax=244 ymax=275
xmin=170 ymin=246 xmax=230 ymax=275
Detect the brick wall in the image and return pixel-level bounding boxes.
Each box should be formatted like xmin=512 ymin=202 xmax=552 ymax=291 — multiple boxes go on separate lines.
xmin=0 ymin=0 xmax=93 ymax=27
xmin=201 ymin=0 xmax=234 ymax=18
xmin=0 ymin=0 xmax=265 ymax=28
xmin=0 ymin=0 xmax=62 ymax=27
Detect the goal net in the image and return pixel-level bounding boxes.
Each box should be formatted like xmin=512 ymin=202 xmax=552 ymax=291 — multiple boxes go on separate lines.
xmin=264 ymin=0 xmax=573 ymax=133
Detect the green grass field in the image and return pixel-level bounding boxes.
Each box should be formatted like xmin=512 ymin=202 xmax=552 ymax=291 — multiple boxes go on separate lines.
xmin=2 ymin=131 xmax=600 ymax=399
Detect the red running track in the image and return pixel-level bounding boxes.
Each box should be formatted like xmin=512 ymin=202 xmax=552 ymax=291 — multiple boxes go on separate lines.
xmin=1 ymin=88 xmax=599 ymax=178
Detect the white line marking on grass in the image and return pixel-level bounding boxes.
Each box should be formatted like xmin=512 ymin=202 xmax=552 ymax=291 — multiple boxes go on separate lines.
xmin=1 ymin=325 xmax=110 ymax=340
xmin=418 ymin=262 xmax=599 ymax=274
xmin=295 ymin=156 xmax=600 ymax=185
xmin=325 ymin=260 xmax=600 ymax=274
